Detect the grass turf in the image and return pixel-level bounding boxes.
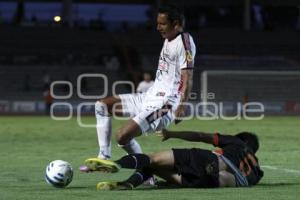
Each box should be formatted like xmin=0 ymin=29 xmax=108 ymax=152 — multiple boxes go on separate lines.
xmin=0 ymin=116 xmax=300 ymax=200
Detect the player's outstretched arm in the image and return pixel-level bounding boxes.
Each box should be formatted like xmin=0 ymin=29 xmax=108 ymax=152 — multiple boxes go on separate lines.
xmin=160 ymin=129 xmax=214 ymax=144
xmin=175 ymin=69 xmax=193 ymax=124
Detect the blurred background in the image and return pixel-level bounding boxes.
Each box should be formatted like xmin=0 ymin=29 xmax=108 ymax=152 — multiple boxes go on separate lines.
xmin=0 ymin=0 xmax=300 ymax=116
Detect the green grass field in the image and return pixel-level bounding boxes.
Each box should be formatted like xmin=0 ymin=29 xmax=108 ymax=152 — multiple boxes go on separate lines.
xmin=1 ymin=116 xmax=300 ymax=200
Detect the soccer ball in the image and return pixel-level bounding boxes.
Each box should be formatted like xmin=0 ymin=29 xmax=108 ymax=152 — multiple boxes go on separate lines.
xmin=45 ymin=160 xmax=73 ymax=188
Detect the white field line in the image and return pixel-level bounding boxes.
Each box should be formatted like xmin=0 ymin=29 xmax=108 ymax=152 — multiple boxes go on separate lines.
xmin=262 ymin=165 xmax=300 ymax=174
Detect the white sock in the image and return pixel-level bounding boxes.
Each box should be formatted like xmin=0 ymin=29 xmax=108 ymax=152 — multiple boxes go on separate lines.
xmin=95 ymin=101 xmax=112 ymax=159
xmin=120 ymin=139 xmax=142 ymax=154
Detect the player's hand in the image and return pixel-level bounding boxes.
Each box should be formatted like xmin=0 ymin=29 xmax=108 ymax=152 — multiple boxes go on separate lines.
xmin=157 ymin=129 xmax=170 ymax=142
xmin=174 ymin=104 xmax=185 ymax=125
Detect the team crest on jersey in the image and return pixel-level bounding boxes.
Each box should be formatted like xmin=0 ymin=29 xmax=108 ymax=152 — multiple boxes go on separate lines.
xmin=158 ymin=55 xmax=169 ymax=72
xmin=186 ymin=50 xmax=193 ymax=62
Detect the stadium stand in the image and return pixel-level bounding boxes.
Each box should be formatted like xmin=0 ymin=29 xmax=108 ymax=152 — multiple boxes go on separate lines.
xmin=0 ymin=27 xmax=299 ymax=101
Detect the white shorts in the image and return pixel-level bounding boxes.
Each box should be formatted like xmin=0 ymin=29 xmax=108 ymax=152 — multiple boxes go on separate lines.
xmin=119 ymin=93 xmax=178 ymax=134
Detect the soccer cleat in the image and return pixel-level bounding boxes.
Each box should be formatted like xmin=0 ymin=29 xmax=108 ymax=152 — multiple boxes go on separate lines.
xmin=96 ymin=181 xmax=133 ymax=191
xmin=83 ymin=158 xmax=120 ymax=173
xmin=79 ymin=154 xmax=110 ymax=173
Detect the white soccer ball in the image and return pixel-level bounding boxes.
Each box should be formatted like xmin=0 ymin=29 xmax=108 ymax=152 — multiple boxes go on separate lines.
xmin=45 ymin=160 xmax=73 ymax=188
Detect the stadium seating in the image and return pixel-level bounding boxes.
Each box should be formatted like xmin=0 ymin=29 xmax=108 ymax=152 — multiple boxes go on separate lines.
xmin=0 ymin=27 xmax=299 ymax=102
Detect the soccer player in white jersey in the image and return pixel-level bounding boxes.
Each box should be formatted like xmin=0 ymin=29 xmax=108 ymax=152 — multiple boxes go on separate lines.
xmin=81 ymin=4 xmax=196 ymax=171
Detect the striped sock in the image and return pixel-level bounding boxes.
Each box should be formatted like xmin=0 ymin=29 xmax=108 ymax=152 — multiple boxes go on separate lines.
xmin=122 ymin=169 xmax=152 ymax=188
xmin=115 ymin=154 xmax=151 ymax=169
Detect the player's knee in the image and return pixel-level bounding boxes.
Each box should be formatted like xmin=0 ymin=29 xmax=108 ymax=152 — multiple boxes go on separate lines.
xmin=95 ymin=100 xmax=109 ymax=116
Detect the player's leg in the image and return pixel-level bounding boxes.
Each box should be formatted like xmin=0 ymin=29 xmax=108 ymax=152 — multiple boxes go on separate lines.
xmin=115 ymin=104 xmax=172 ymax=156
xmin=95 ymin=166 xmax=181 ymax=190
xmin=148 ymin=150 xmax=175 ymax=168
xmin=95 ymin=96 xmax=122 ymax=159
xmin=93 ymin=150 xmax=181 ymax=190
xmin=96 ymin=169 xmax=182 ymax=190
xmin=118 ymin=105 xmax=175 ymax=185
xmin=116 ymin=94 xmax=145 ymax=155
xmin=117 ymin=100 xmax=175 ymax=156
xmin=84 ymin=150 xmax=175 ymax=172
xmin=146 ymin=150 xmax=179 ymax=186
xmin=96 ymin=93 xmax=144 ymax=159
xmin=150 ymin=105 xmax=176 ymax=135
xmin=114 ymin=122 xmax=148 ymax=184
xmin=116 ymin=119 xmax=143 ymax=149
xmin=82 ymin=95 xmax=144 ymax=172
xmin=151 ymin=168 xmax=182 ymax=186
xmin=112 ymin=150 xmax=175 ymax=170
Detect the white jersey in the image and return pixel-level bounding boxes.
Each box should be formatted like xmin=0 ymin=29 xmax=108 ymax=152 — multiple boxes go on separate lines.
xmin=144 ymin=32 xmax=196 ymax=107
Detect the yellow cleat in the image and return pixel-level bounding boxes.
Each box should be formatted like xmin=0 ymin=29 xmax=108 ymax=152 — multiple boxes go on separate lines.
xmin=84 ymin=158 xmax=120 ymax=173
xmin=96 ymin=181 xmax=133 ymax=191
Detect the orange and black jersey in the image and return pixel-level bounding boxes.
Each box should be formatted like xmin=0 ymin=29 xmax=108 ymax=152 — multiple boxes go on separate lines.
xmin=213 ymin=133 xmax=264 ymax=186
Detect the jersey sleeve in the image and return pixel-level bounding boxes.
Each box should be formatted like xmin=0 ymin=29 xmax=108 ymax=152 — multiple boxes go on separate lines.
xmin=213 ymin=133 xmax=244 ymax=147
xmin=178 ymin=33 xmax=195 ymax=70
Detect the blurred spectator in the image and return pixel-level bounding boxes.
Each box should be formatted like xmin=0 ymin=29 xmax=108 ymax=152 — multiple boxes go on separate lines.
xmin=136 ymin=72 xmax=154 ymax=93
xmin=104 ymin=56 xmax=120 ymax=71
xmin=252 ymin=4 xmax=265 ymax=30
xmin=43 ymin=84 xmax=53 ymax=116
xmin=42 ymin=71 xmax=51 ymax=88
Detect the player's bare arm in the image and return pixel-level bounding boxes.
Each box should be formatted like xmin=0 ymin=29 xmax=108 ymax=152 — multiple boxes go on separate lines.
xmin=160 ymin=129 xmax=214 ymax=144
xmin=175 ymin=69 xmax=193 ymax=124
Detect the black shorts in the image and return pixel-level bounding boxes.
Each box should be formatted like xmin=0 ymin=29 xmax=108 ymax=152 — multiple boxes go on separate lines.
xmin=172 ymin=148 xmax=219 ymax=188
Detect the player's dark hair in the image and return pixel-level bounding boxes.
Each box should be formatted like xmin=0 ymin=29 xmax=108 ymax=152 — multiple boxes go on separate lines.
xmin=158 ymin=4 xmax=185 ymax=27
xmin=236 ymin=132 xmax=259 ymax=153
